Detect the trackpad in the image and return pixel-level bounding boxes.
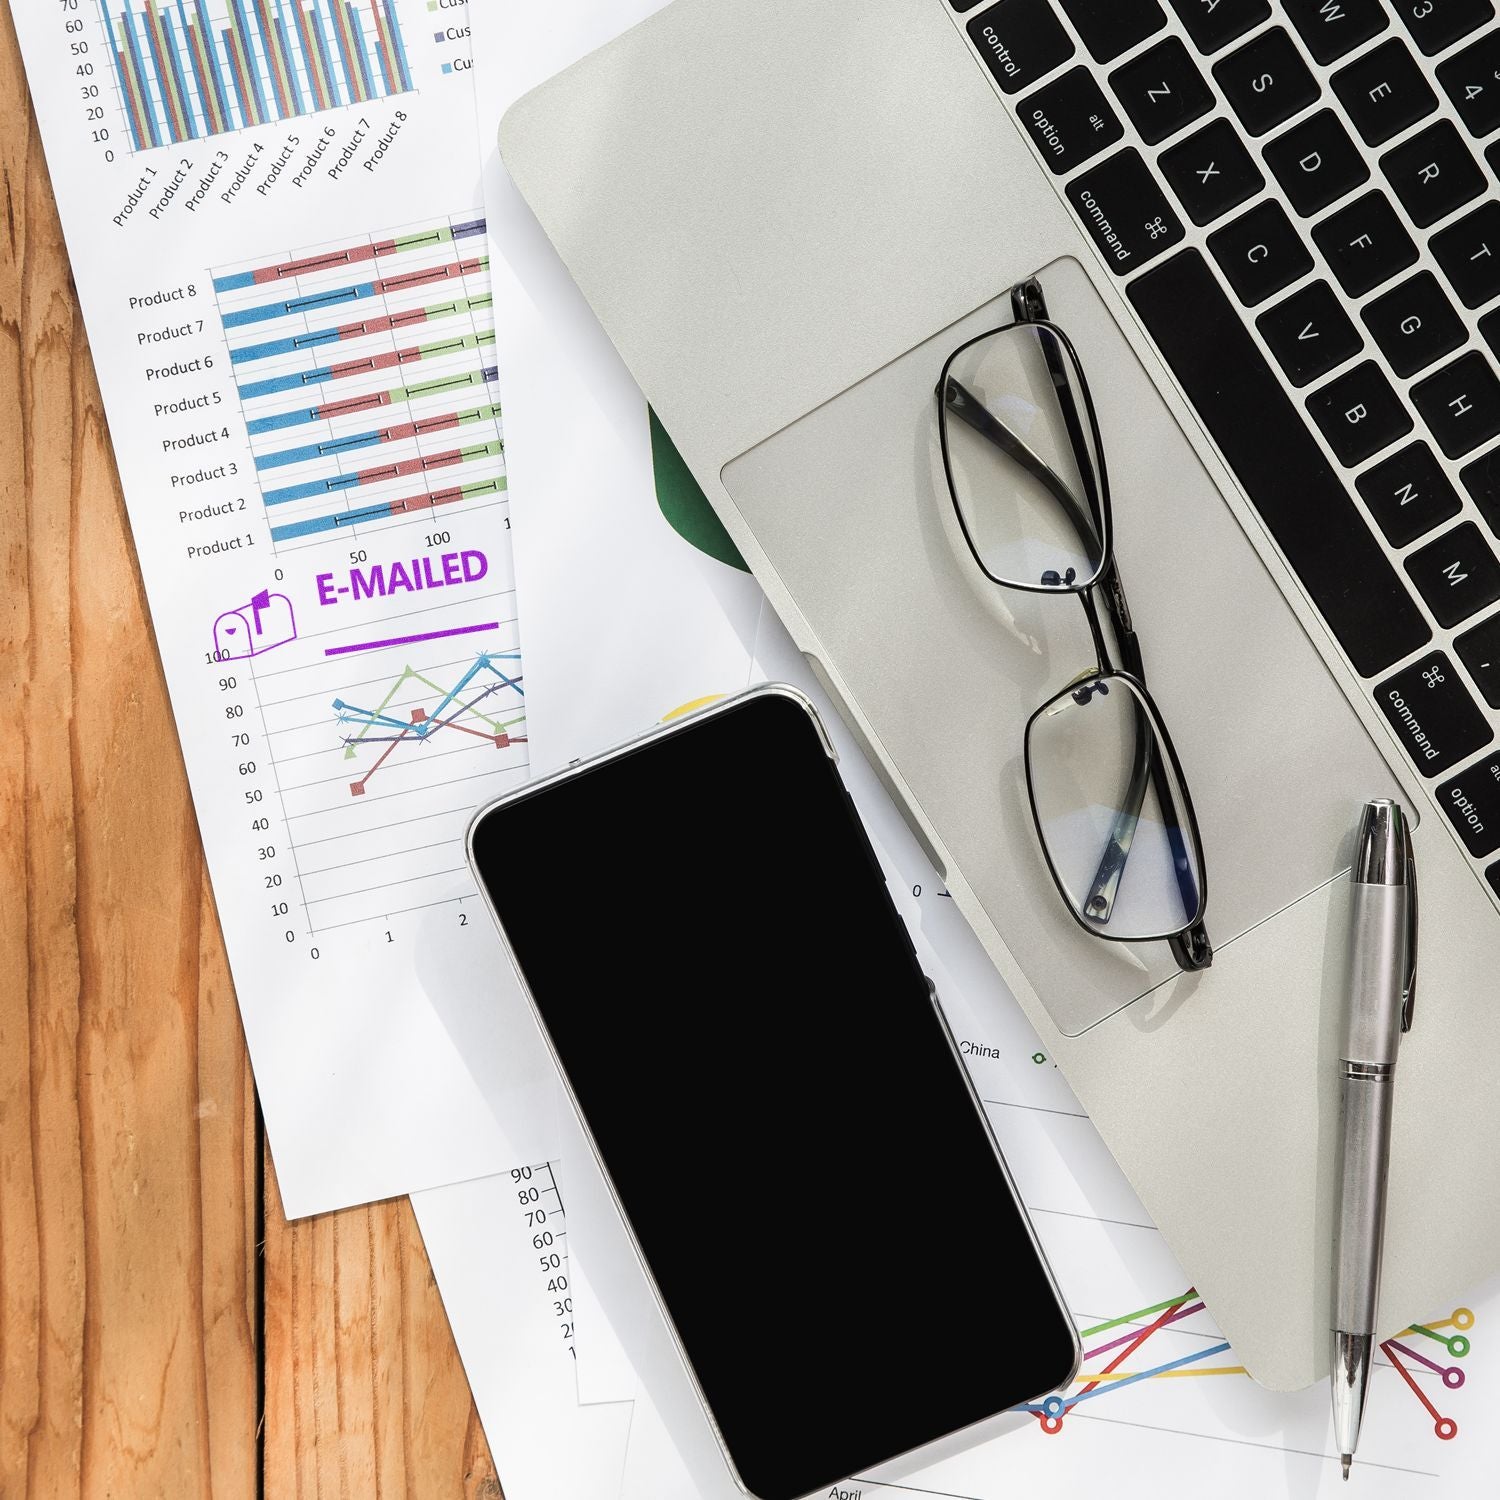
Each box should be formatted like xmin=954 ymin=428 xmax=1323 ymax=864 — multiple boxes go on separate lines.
xmin=722 ymin=255 xmax=1406 ymax=1035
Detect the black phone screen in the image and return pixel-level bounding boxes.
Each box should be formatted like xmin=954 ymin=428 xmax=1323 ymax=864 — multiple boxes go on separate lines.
xmin=469 ymin=690 xmax=1078 ymax=1500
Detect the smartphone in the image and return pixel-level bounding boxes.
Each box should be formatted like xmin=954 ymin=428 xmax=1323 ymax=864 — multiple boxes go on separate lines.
xmin=467 ymin=685 xmax=1079 ymax=1500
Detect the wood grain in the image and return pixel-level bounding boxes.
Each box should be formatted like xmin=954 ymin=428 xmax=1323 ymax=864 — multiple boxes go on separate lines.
xmin=1 ymin=4 xmax=501 ymax=1493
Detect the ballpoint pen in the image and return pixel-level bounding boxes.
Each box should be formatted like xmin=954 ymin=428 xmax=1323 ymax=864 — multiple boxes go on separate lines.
xmin=1332 ymin=798 xmax=1418 ymax=1480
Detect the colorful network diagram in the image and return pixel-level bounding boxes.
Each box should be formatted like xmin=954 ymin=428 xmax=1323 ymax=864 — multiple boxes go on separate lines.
xmin=335 ymin=650 xmax=526 ymax=796
xmin=1020 ymin=1290 xmax=1473 ymax=1445
xmin=213 ymin=216 xmax=507 ymax=547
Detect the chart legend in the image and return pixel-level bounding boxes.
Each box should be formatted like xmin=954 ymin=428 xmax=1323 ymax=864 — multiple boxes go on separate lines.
xmin=99 ymin=0 xmax=415 ymax=152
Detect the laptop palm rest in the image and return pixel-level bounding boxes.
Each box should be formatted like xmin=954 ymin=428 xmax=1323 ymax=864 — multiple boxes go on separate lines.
xmin=721 ymin=256 xmax=1405 ymax=1036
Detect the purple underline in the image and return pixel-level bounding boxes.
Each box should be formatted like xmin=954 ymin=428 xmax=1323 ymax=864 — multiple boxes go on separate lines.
xmin=324 ymin=621 xmax=501 ymax=658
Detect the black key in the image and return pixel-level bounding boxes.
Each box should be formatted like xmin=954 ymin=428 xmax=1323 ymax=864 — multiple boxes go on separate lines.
xmin=1312 ymin=191 xmax=1419 ymax=298
xmin=1490 ymin=139 xmax=1500 ymax=176
xmin=1019 ymin=68 xmax=1126 ymax=174
xmin=1456 ymin=612 xmax=1500 ymax=706
xmin=1256 ymin=280 xmax=1363 ymax=385
xmin=1439 ymin=750 xmax=1500 ymax=856
xmin=1432 ymin=203 xmax=1500 ymax=308
xmin=1381 ymin=121 xmax=1486 ymax=229
xmin=1396 ymin=0 xmax=1495 ymax=57
xmin=1066 ymin=150 xmax=1186 ymax=273
xmin=1437 ymin=30 xmax=1500 ymax=136
xmin=1127 ymin=250 xmax=1431 ymax=675
xmin=1110 ymin=37 xmax=1215 ymax=143
xmin=1333 ymin=38 xmax=1440 ymax=145
xmin=1166 ymin=0 xmax=1270 ymax=55
xmin=1356 ymin=441 xmax=1463 ymax=545
xmin=1308 ymin=361 xmax=1414 ymax=465
xmin=1375 ymin=651 xmax=1492 ymax=776
xmin=1160 ymin=118 xmax=1265 ymax=224
xmin=1489 ymin=858 xmax=1500 ymax=894
xmin=968 ymin=0 xmax=1076 ymax=94
xmin=1208 ymin=199 xmax=1314 ymax=304
xmin=1057 ymin=0 xmax=1167 ymax=62
xmin=1263 ymin=110 xmax=1369 ymax=217
xmin=951 ymin=0 xmax=988 ymax=9
xmin=1283 ymin=0 xmax=1389 ymax=65
xmin=1462 ymin=447 xmax=1500 ymax=534
xmin=1406 ymin=522 xmax=1500 ymax=625
xmin=1484 ymin=308 xmax=1500 ymax=359
xmin=1214 ymin=28 xmax=1322 ymax=137
xmin=1413 ymin=351 xmax=1500 ymax=457
xmin=1361 ymin=271 xmax=1468 ymax=377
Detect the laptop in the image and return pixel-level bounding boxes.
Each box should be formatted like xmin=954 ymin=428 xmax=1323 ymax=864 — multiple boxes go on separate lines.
xmin=497 ymin=0 xmax=1500 ymax=1388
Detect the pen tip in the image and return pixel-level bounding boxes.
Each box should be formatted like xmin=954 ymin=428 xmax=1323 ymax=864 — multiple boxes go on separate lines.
xmin=1342 ymin=1455 xmax=1352 ymax=1481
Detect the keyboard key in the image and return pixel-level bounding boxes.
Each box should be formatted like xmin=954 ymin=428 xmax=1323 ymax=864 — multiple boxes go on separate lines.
xmin=1312 ymin=192 xmax=1419 ymax=298
xmin=1381 ymin=121 xmax=1486 ymax=229
xmin=1361 ymin=271 xmax=1468 ymax=377
xmin=1018 ymin=68 xmax=1125 ymax=173
xmin=1457 ymin=611 xmax=1500 ymax=706
xmin=1489 ymin=859 xmax=1500 ymax=894
xmin=1057 ymin=0 xmax=1167 ymax=62
xmin=1214 ymin=28 xmax=1321 ymax=137
xmin=1263 ymin=109 xmax=1369 ymax=216
xmin=1484 ymin=307 xmax=1500 ymax=358
xmin=968 ymin=0 xmax=1075 ymax=94
xmin=1283 ymin=0 xmax=1390 ymax=64
xmin=1333 ymin=38 xmax=1440 ymax=145
xmin=1406 ymin=522 xmax=1500 ymax=625
xmin=1413 ymin=352 xmax=1500 ymax=457
xmin=1127 ymin=250 xmax=1431 ymax=676
xmin=1257 ymin=280 xmax=1363 ymax=385
xmin=1166 ymin=0 xmax=1270 ymax=54
xmin=1356 ymin=441 xmax=1463 ymax=545
xmin=1395 ymin=0 xmax=1495 ymax=56
xmin=1439 ymin=750 xmax=1500 ymax=856
xmin=1066 ymin=150 xmax=1186 ymax=273
xmin=1307 ymin=361 xmax=1413 ymax=466
xmin=1160 ymin=118 xmax=1265 ymax=223
xmin=1208 ymin=199 xmax=1315 ymax=304
xmin=1438 ymin=30 xmax=1500 ymax=136
xmin=1432 ymin=203 xmax=1500 ymax=308
xmin=1462 ymin=447 xmax=1500 ymax=534
xmin=1376 ymin=651 xmax=1492 ymax=776
xmin=1110 ymin=37 xmax=1215 ymax=143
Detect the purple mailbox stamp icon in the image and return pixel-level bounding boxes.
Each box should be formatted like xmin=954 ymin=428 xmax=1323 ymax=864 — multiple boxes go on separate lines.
xmin=213 ymin=589 xmax=297 ymax=661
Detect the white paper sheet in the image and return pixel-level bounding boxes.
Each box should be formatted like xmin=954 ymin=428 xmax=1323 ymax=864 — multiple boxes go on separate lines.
xmin=7 ymin=1 xmax=571 ymax=1213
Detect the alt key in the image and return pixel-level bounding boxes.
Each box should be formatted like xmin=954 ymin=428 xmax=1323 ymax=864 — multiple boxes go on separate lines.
xmin=1019 ymin=68 xmax=1125 ymax=174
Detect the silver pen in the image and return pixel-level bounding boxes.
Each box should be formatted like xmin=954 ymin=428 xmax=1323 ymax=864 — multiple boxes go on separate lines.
xmin=1332 ymin=798 xmax=1418 ymax=1481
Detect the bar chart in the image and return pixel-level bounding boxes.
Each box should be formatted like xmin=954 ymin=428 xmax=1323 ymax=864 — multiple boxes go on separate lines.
xmin=98 ymin=0 xmax=415 ymax=151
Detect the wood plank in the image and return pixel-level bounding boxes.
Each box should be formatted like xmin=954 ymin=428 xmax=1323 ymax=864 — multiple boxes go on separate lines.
xmin=0 ymin=7 xmax=260 ymax=1491
xmin=261 ymin=1165 xmax=503 ymax=1499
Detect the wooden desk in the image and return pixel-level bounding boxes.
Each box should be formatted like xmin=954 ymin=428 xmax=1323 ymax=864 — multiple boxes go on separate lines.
xmin=0 ymin=8 xmax=500 ymax=1494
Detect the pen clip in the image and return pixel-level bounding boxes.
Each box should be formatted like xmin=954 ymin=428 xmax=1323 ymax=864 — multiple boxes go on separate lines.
xmin=1401 ymin=819 xmax=1419 ymax=1034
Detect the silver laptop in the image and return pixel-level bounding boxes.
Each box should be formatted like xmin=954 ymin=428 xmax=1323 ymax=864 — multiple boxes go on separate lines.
xmin=498 ymin=0 xmax=1500 ymax=1388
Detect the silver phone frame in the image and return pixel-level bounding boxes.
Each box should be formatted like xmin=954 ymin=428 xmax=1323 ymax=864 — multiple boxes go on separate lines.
xmin=464 ymin=681 xmax=1082 ymax=1499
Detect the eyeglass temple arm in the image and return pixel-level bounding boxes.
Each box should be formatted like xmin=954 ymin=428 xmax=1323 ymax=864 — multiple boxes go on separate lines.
xmin=940 ymin=378 xmax=1102 ymax=555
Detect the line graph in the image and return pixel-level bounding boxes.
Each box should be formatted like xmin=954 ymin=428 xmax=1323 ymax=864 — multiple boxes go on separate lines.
xmin=246 ymin=587 xmax=526 ymax=933
xmin=213 ymin=215 xmax=506 ymax=550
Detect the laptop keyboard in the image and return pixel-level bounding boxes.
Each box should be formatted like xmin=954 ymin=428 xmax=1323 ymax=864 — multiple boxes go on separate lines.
xmin=952 ymin=0 xmax=1500 ymax=894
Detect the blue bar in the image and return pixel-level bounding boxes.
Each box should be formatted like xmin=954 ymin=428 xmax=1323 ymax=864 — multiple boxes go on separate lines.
xmin=310 ymin=4 xmax=344 ymax=109
xmin=264 ymin=470 xmax=365 ymax=507
xmin=218 ymin=277 xmax=376 ymax=323
xmin=159 ymin=11 xmax=201 ymax=140
xmin=100 ymin=2 xmax=146 ymax=151
xmin=239 ymin=363 xmax=337 ymax=400
xmin=381 ymin=0 xmax=412 ymax=92
xmin=256 ymin=428 xmax=387 ymax=469
xmin=122 ymin=11 xmax=164 ymax=148
xmin=248 ymin=406 xmax=324 ymax=435
xmin=232 ymin=327 xmax=345 ymax=364
xmin=272 ymin=501 xmax=393 ymax=542
xmin=194 ymin=0 xmax=235 ymax=128
xmin=229 ymin=0 xmax=269 ymax=120
xmin=272 ymin=0 xmax=307 ymax=112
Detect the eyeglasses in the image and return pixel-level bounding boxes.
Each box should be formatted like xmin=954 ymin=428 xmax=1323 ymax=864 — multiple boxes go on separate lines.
xmin=935 ymin=278 xmax=1212 ymax=973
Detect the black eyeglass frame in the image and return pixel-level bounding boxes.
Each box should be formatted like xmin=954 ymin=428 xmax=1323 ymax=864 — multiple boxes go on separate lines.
xmin=934 ymin=279 xmax=1213 ymax=973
